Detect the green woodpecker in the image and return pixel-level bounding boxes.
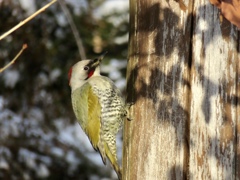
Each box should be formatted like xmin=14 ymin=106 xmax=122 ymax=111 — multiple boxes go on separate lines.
xmin=68 ymin=53 xmax=126 ymax=179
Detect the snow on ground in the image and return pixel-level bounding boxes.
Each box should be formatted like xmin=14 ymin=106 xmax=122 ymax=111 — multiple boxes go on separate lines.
xmin=95 ymin=0 xmax=129 ymax=18
xmin=102 ymin=59 xmax=127 ymax=91
xmin=2 ymin=69 xmax=20 ymax=88
xmin=18 ymin=0 xmax=36 ymax=15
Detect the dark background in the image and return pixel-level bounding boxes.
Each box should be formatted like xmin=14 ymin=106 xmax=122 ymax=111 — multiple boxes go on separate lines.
xmin=0 ymin=0 xmax=128 ymax=179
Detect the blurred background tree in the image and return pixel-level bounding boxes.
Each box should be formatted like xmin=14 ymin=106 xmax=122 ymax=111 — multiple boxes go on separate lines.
xmin=0 ymin=0 xmax=128 ymax=179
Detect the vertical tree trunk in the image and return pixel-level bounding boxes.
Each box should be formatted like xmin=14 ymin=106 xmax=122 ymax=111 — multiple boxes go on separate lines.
xmin=189 ymin=0 xmax=239 ymax=179
xmin=237 ymin=56 xmax=240 ymax=179
xmin=123 ymin=0 xmax=192 ymax=179
xmin=235 ymin=39 xmax=240 ymax=180
xmin=123 ymin=0 xmax=240 ymax=179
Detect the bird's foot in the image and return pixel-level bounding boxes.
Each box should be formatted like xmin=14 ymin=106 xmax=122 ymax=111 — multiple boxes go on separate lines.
xmin=125 ymin=102 xmax=134 ymax=121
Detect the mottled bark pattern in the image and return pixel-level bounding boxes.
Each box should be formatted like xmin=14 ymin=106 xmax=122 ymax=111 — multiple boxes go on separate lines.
xmin=190 ymin=0 xmax=239 ymax=179
xmin=123 ymin=0 xmax=240 ymax=179
xmin=123 ymin=0 xmax=191 ymax=179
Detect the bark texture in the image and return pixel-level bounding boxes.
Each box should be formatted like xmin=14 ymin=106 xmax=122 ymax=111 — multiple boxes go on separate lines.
xmin=123 ymin=0 xmax=240 ymax=179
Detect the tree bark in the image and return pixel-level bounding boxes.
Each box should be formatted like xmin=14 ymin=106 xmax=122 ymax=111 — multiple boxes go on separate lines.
xmin=123 ymin=0 xmax=240 ymax=179
xmin=123 ymin=0 xmax=192 ymax=179
xmin=189 ymin=0 xmax=239 ymax=179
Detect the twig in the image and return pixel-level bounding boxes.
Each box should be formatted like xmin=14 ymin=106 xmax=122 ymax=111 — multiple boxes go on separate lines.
xmin=0 ymin=0 xmax=57 ymax=41
xmin=0 ymin=44 xmax=28 ymax=73
xmin=58 ymin=0 xmax=86 ymax=59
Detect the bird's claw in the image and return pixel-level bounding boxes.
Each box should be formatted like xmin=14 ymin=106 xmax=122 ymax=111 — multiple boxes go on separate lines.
xmin=125 ymin=102 xmax=134 ymax=121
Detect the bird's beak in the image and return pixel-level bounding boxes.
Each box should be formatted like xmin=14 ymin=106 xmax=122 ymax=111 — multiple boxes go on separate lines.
xmin=90 ymin=51 xmax=108 ymax=68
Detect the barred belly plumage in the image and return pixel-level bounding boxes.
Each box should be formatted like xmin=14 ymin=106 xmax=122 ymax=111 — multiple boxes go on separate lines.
xmin=92 ymin=86 xmax=124 ymax=135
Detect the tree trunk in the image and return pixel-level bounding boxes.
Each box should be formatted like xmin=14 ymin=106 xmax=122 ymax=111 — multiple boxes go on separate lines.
xmin=123 ymin=0 xmax=240 ymax=179
xmin=123 ymin=0 xmax=191 ymax=179
xmin=190 ymin=1 xmax=239 ymax=179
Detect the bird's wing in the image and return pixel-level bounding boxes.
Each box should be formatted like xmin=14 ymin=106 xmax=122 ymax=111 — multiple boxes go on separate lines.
xmin=72 ymin=83 xmax=101 ymax=151
xmin=85 ymin=84 xmax=101 ymax=150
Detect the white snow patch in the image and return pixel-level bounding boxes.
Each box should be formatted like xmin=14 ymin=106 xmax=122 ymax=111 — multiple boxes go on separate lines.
xmin=0 ymin=109 xmax=22 ymax=138
xmin=49 ymin=68 xmax=61 ymax=82
xmin=38 ymin=73 xmax=49 ymax=86
xmin=55 ymin=13 xmax=68 ymax=27
xmin=89 ymin=175 xmax=100 ymax=180
xmin=0 ymin=96 xmax=4 ymax=110
xmin=18 ymin=148 xmax=37 ymax=169
xmin=66 ymin=150 xmax=80 ymax=164
xmin=114 ymin=33 xmax=128 ymax=44
xmin=26 ymin=156 xmax=37 ymax=169
xmin=19 ymin=0 xmax=36 ymax=15
xmin=109 ymin=70 xmax=121 ymax=80
xmin=55 ymin=120 xmax=93 ymax=151
xmin=23 ymin=173 xmax=31 ymax=180
xmin=0 ymin=146 xmax=12 ymax=158
xmin=18 ymin=148 xmax=51 ymax=177
xmin=36 ymin=90 xmax=53 ymax=104
xmin=37 ymin=163 xmax=49 ymax=178
xmin=3 ymin=69 xmax=20 ymax=88
xmin=51 ymin=147 xmax=64 ymax=157
xmin=101 ymin=59 xmax=127 ymax=73
xmin=95 ymin=0 xmax=128 ymax=18
xmin=115 ymin=79 xmax=126 ymax=90
xmin=65 ymin=0 xmax=87 ymax=15
xmin=66 ymin=150 xmax=81 ymax=172
xmin=101 ymin=59 xmax=127 ymax=90
xmin=29 ymin=107 xmax=44 ymax=121
xmin=86 ymin=152 xmax=103 ymax=166
xmin=38 ymin=156 xmax=52 ymax=166
xmin=0 ymin=158 xmax=9 ymax=170
xmin=110 ymin=59 xmax=127 ymax=68
xmin=55 ymin=28 xmax=65 ymax=39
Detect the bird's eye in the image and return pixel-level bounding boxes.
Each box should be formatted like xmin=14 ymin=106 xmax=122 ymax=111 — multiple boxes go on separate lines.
xmin=84 ymin=66 xmax=89 ymax=71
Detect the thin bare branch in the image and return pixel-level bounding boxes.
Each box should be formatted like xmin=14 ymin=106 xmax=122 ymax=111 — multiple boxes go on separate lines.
xmin=58 ymin=0 xmax=86 ymax=59
xmin=0 ymin=0 xmax=57 ymax=41
xmin=0 ymin=44 xmax=28 ymax=73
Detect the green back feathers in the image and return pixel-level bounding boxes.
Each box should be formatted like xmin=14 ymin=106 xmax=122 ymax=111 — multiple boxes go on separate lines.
xmin=71 ymin=83 xmax=101 ymax=149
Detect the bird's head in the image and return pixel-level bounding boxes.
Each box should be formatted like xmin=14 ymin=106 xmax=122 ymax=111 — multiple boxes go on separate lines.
xmin=68 ymin=52 xmax=107 ymax=91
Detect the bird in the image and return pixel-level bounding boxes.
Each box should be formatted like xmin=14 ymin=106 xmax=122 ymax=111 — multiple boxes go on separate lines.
xmin=68 ymin=52 xmax=128 ymax=179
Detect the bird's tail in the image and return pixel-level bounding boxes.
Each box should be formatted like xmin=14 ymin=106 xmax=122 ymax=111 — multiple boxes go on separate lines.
xmin=97 ymin=134 xmax=122 ymax=179
xmin=104 ymin=142 xmax=122 ymax=180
